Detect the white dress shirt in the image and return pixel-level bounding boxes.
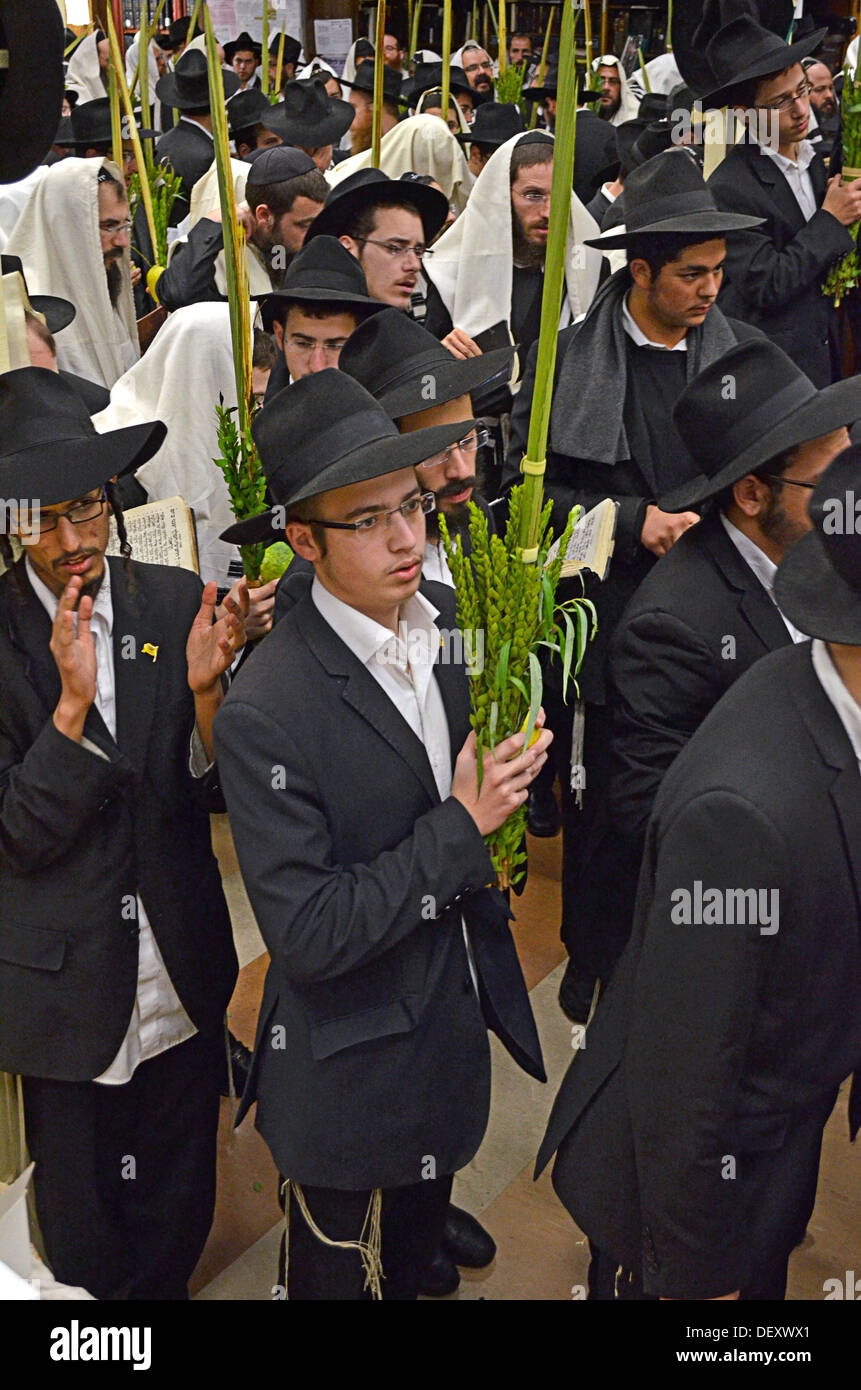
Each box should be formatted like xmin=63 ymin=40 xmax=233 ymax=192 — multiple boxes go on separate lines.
xmin=422 ymin=537 xmax=455 ymax=588
xmin=811 ymin=639 xmax=861 ymax=773
xmin=311 ymin=576 xmax=479 ymax=987
xmin=719 ymin=514 xmax=809 ymax=644
xmin=26 ymin=560 xmax=197 ymax=1084
xmin=760 ymin=138 xmax=818 ymax=222
xmin=622 ymin=292 xmax=687 ymax=351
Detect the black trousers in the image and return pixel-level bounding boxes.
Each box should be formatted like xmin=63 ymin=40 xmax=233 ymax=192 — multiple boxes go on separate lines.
xmin=278 ymin=1172 xmax=454 ymax=1300
xmin=22 ymin=1029 xmax=222 ymax=1300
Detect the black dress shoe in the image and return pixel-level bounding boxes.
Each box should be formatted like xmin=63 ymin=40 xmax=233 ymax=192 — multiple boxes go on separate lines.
xmin=558 ymin=960 xmax=599 ymax=1024
xmin=220 ymin=1031 xmax=253 ymax=1098
xmin=442 ymin=1204 xmax=496 ymax=1269
xmin=526 ymin=783 xmax=561 ymax=837
xmin=417 ymin=1248 xmax=460 ymax=1297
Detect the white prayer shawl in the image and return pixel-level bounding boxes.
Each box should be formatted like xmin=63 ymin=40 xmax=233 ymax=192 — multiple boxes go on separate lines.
xmin=0 ymin=166 xmax=49 ymax=253
xmin=415 ymin=88 xmax=471 ymax=135
xmin=6 ymin=158 xmax=139 ymax=389
xmin=592 ymin=55 xmax=640 ymax=126
xmin=124 ymin=37 xmax=163 ymax=131
xmin=65 ymin=33 xmax=106 ymax=105
xmin=93 ymin=303 xmax=244 ymax=591
xmin=326 ymin=114 xmax=474 ymax=215
xmin=627 ymin=52 xmax=683 ymax=101
xmin=426 ymin=132 xmax=602 ymax=342
xmin=341 ymin=40 xmax=362 ymax=85
xmin=188 ymin=157 xmax=249 ymax=226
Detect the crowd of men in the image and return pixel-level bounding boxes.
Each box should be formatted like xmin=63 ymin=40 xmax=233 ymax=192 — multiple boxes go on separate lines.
xmin=0 ymin=2 xmax=859 ymax=1305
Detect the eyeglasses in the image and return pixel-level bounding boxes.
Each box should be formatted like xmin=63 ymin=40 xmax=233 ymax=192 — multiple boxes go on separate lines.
xmin=463 ymin=59 xmax=493 ymax=75
xmin=99 ymin=217 xmax=132 ymax=235
xmin=306 ymin=491 xmax=435 ymax=536
xmin=759 ymin=80 xmax=812 ymax=113
xmin=760 ymin=474 xmax=817 ymax=490
xmin=31 ymin=491 xmax=106 ymax=535
xmin=354 ymin=237 xmax=434 ymax=263
xmin=420 ymin=427 xmax=491 ymax=470
xmin=514 ymin=190 xmax=552 ymax=205
xmin=284 ymin=334 xmax=350 ymax=360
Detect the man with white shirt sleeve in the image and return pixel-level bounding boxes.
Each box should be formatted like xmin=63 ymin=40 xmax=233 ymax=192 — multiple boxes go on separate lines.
xmin=0 ymin=369 xmax=246 ymax=1299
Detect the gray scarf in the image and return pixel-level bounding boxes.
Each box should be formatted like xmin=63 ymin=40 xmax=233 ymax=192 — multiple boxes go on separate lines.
xmin=550 ymin=266 xmax=738 ymax=463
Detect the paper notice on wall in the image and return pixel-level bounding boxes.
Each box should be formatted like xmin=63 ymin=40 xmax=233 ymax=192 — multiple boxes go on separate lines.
xmin=314 ymin=18 xmax=354 ymax=74
xmin=211 ymin=1 xmax=304 ymax=49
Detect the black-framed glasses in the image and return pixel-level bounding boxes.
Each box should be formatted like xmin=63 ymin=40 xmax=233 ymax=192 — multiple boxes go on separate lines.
xmin=306 ymin=490 xmax=435 ymax=536
xmin=760 ymin=474 xmax=817 ymax=490
xmin=32 ymin=489 xmax=107 ymax=535
xmin=353 ymin=237 xmax=433 ymax=263
xmin=420 ymin=427 xmax=491 ymax=470
xmin=759 ymin=80 xmax=812 ymax=113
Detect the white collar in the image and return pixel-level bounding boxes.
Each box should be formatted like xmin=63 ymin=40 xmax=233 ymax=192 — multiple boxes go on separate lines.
xmin=622 ymin=292 xmax=687 ymax=351
xmin=179 ymin=116 xmax=214 ymax=141
xmin=26 ymin=553 xmax=113 ymax=633
xmin=311 ymin=573 xmax=440 ymax=672
xmin=720 ymin=514 xmax=808 ymax=642
xmin=759 ymin=138 xmax=815 ymax=173
xmin=811 ymin=639 xmax=861 ymax=766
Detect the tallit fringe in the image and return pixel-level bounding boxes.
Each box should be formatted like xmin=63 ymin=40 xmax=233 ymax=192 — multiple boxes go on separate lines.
xmin=570 ymin=698 xmax=586 ymax=809
xmin=282 ymin=1178 xmax=384 ymax=1300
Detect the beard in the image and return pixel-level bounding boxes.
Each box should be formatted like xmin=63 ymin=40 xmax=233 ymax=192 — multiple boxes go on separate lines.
xmin=426 ymin=474 xmax=480 ymax=540
xmin=105 ymin=256 xmax=124 ymax=307
xmin=599 ymin=95 xmax=620 ymax=121
xmin=760 ymin=492 xmax=808 ymax=555
xmin=511 ymin=209 xmax=547 ymax=269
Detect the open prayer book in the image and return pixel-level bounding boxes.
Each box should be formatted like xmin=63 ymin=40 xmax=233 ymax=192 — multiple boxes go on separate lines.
xmin=108 ymin=496 xmax=199 ymax=574
xmin=544 ymin=498 xmax=619 ymax=582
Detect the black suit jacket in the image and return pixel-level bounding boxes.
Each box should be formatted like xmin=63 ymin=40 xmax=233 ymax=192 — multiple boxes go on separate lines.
xmin=608 ymin=509 xmax=794 ymax=839
xmin=157 ymin=217 xmax=225 ymax=311
xmin=537 ymin=642 xmax=861 ymax=1298
xmin=214 ymin=577 xmax=544 ymax=1189
xmin=0 ymin=558 xmax=237 ymax=1080
xmin=572 ymin=110 xmax=618 ymax=206
xmin=156 ymin=120 xmax=216 ymax=226
xmin=708 ymin=139 xmax=852 ymax=387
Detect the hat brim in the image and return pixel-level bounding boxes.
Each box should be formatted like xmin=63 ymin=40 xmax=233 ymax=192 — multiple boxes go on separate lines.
xmin=0 ymin=0 xmax=66 ymax=182
xmin=0 ymin=420 xmax=166 ymax=518
xmin=307 ymin=179 xmax=449 ymax=245
xmin=659 ymin=376 xmax=861 ymax=513
xmin=266 ymin=97 xmax=355 ymax=147
xmin=703 ymin=27 xmax=828 ymax=109
xmin=338 ymin=74 xmax=410 ymax=108
xmin=259 ymin=290 xmax=382 ymax=332
xmin=29 ymin=293 xmax=76 ymax=334
xmin=585 ymin=208 xmax=764 ymax=249
xmin=773 ymin=528 xmax=861 ymax=644
xmin=155 ymin=69 xmax=240 ymax=108
xmin=219 ymin=414 xmax=477 ymax=544
xmin=374 ymin=344 xmax=516 ymax=419
xmin=64 ymin=129 xmax=159 ymax=149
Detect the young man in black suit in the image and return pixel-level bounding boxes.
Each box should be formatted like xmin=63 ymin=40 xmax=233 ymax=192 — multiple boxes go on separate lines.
xmin=214 ymin=371 xmax=551 ymax=1300
xmin=537 ymin=442 xmax=861 ymax=1302
xmin=593 ymin=338 xmax=861 ymax=975
xmin=704 ymin=13 xmax=861 ymax=387
xmin=0 ymin=369 xmax=247 ymax=1299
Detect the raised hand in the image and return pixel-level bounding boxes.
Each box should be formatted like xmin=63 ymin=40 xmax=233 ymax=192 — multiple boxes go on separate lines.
xmin=51 ymin=577 xmax=98 ymax=741
xmin=187 ymin=580 xmax=247 ymax=694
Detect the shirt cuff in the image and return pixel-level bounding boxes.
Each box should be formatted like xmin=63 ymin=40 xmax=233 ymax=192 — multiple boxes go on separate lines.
xmin=80 ymin=736 xmax=110 ymax=762
xmin=189 ymin=725 xmax=214 ymax=779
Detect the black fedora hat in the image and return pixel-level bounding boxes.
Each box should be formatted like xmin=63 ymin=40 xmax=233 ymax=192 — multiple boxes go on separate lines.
xmin=306 ymin=168 xmax=449 ymax=245
xmin=454 ymin=101 xmax=524 ymax=148
xmin=660 ymin=339 xmax=861 ymax=513
xmin=774 ymin=444 xmax=861 ymax=644
xmin=340 ymin=306 xmax=512 ymax=419
xmin=264 ymin=34 xmax=302 ymax=68
xmin=0 ymin=0 xmax=65 ymax=183
xmin=159 ymin=17 xmax=198 ymax=53
xmin=219 ymin=369 xmax=478 ymax=544
xmin=224 ymin=31 xmax=263 ymax=64
xmin=703 ymin=13 xmax=827 ymax=109
xmin=403 ymin=61 xmax=474 ymax=107
xmin=266 ymin=77 xmax=354 ymax=147
xmin=522 ymin=66 xmax=603 ymax=105
xmin=1 ymin=255 xmax=75 ymax=335
xmin=585 ymin=149 xmax=763 ymax=249
xmin=156 ymin=47 xmax=240 ymax=110
xmin=637 ymin=92 xmax=669 ymax=121
xmin=259 ymin=235 xmax=382 ymax=331
xmin=227 ymin=87 xmax=272 ymax=135
xmin=341 ymin=60 xmax=407 ymax=108
xmin=67 ymin=97 xmax=158 ymax=150
xmin=0 ymin=369 xmax=165 ymax=519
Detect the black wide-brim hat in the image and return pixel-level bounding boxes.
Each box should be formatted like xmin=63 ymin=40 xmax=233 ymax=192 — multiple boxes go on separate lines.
xmin=307 ymin=168 xmax=449 ymax=245
xmin=454 ymin=101 xmax=524 ymax=148
xmin=774 ymin=444 xmax=861 ymax=644
xmin=2 ymin=254 xmax=75 ymax=334
xmin=67 ymin=97 xmax=157 ymax=149
xmin=660 ymin=339 xmax=861 ymax=514
xmin=259 ymin=234 xmax=382 ymax=332
xmin=585 ymin=148 xmax=763 ymax=249
xmin=402 ymin=61 xmax=474 ymax=107
xmin=339 ymin=306 xmax=514 ymax=419
xmin=266 ymin=78 xmax=354 ymax=147
xmin=224 ymin=31 xmax=263 ymax=63
xmin=219 ymin=368 xmax=477 ymax=545
xmin=703 ymin=13 xmax=827 ymax=110
xmin=340 ymin=60 xmax=407 ymax=108
xmin=0 ymin=0 xmax=66 ymax=183
xmin=156 ymin=48 xmax=240 ymax=110
xmin=0 ymin=369 xmax=165 ymax=520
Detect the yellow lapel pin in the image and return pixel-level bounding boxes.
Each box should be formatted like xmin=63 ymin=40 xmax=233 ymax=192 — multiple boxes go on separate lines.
xmin=142 ymin=643 xmax=159 ymax=662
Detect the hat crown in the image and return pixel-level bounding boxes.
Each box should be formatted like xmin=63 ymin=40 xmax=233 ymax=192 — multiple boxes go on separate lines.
xmin=0 ymin=368 xmax=96 ymax=455
xmin=622 ymin=150 xmax=719 ymax=229
xmin=281 ymin=77 xmax=331 ymax=120
xmin=808 ymin=445 xmax=861 ymax=593
xmin=673 ymin=340 xmax=813 ymax=478
xmin=282 ymin=234 xmax=372 ymax=296
xmin=340 ymin=306 xmax=453 ymax=396
xmin=465 ymin=102 xmax=525 ymax=142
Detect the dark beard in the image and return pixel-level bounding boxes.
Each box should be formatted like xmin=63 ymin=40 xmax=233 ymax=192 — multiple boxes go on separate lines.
xmin=599 ymin=98 xmax=620 ymax=121
xmin=511 ymin=209 xmax=546 ymax=269
xmin=105 ymin=257 xmax=123 ymax=306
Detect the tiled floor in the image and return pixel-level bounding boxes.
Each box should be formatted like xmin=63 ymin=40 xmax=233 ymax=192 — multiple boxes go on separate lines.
xmin=194 ymin=821 xmax=861 ymax=1301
